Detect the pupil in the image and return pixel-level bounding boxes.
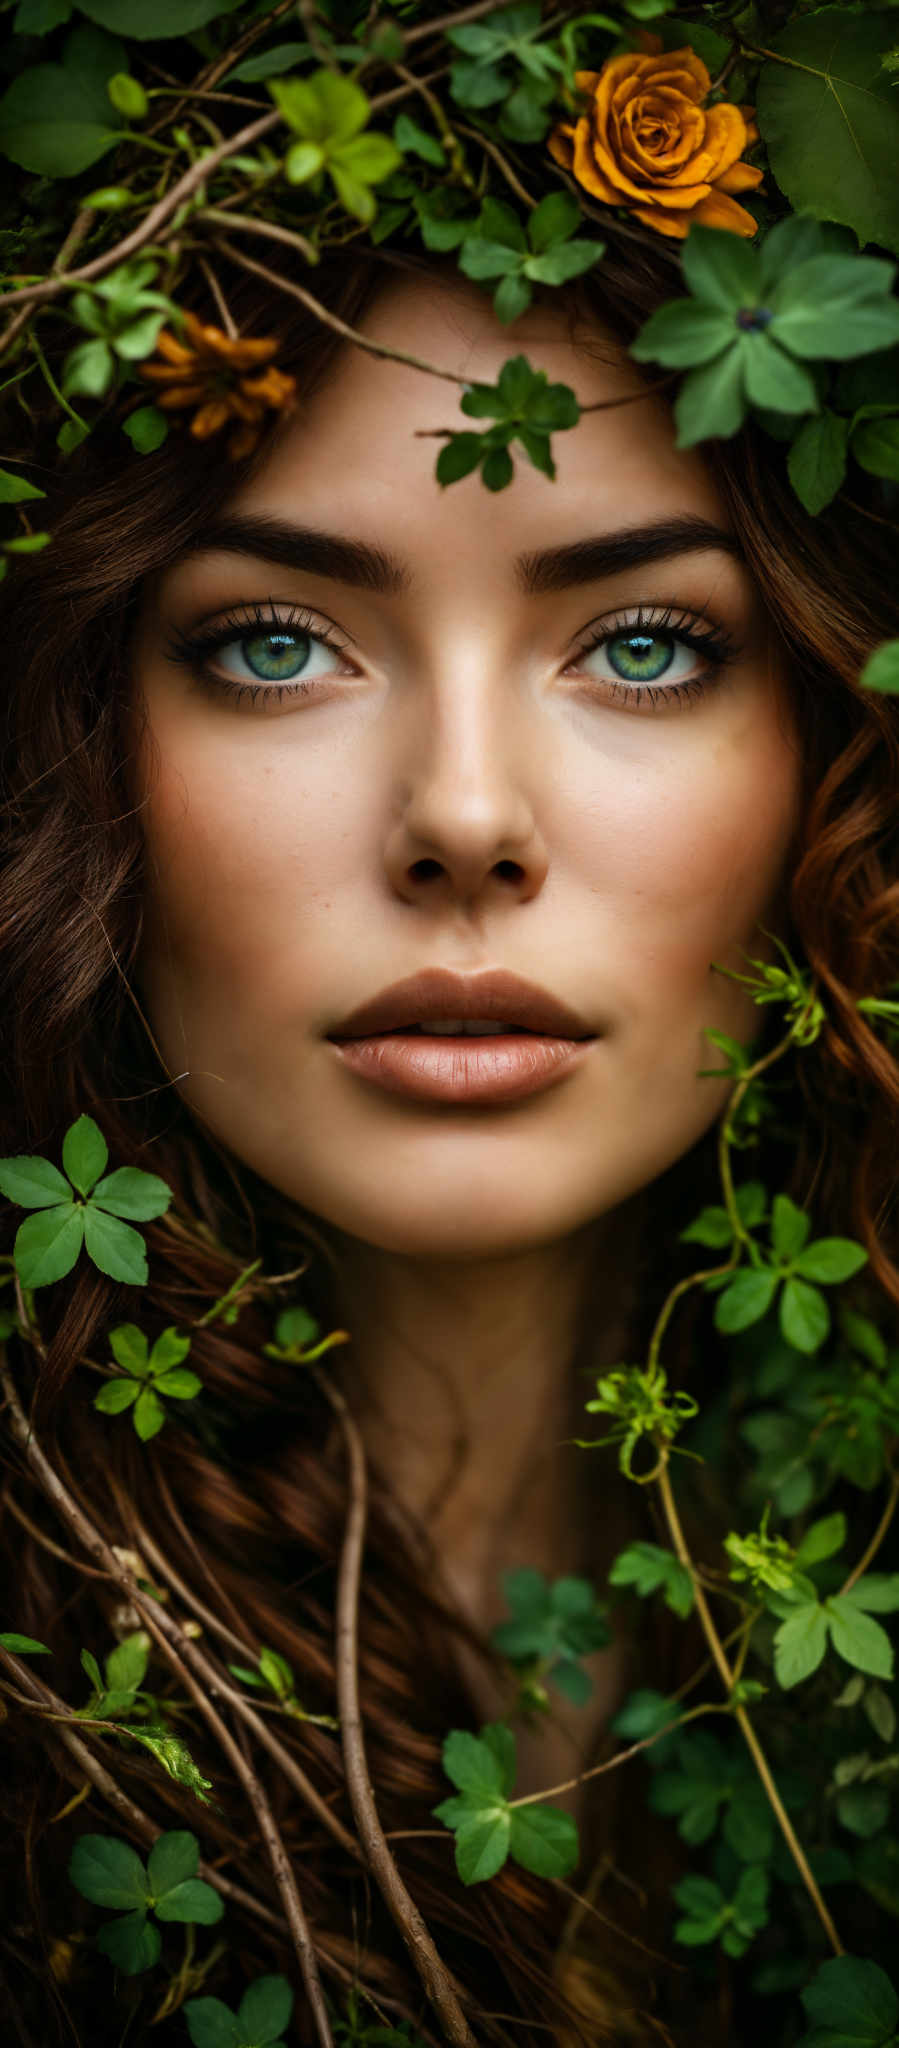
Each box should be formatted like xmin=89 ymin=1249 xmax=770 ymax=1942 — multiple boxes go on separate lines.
xmin=244 ymin=631 xmax=310 ymax=680
xmin=608 ymin=631 xmax=674 ymax=682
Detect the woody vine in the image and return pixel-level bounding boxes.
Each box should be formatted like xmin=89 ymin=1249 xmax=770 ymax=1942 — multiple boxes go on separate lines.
xmin=1 ymin=0 xmax=899 ymax=2043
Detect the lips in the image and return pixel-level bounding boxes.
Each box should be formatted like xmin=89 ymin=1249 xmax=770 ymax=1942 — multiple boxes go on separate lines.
xmin=328 ymin=968 xmax=595 ymax=1041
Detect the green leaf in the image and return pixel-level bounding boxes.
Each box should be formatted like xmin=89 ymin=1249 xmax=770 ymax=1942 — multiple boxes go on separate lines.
xmin=508 ymin=1803 xmax=578 ymax=1878
xmin=859 ymin=640 xmax=899 ymax=695
xmin=328 ymin=160 xmax=376 ymax=225
xmin=133 ymin=1387 xmax=166 ymax=1440
xmin=14 ymin=0 xmax=73 ymax=30
xmin=0 ymin=1154 xmax=72 ymax=1207
xmin=97 ymin=1908 xmax=161 ymax=1974
xmin=452 ymin=1807 xmax=512 ymax=1884
xmin=755 ymin=9 xmax=899 ymax=256
xmin=109 ymin=1324 xmax=149 ymax=1374
xmin=153 ymin=1367 xmax=201 ymax=1399
xmin=773 ymin=1601 xmax=828 ymax=1687
xmin=771 ymin=1194 xmax=811 ymax=1261
xmin=459 ymin=237 xmax=524 ymax=281
xmin=62 ymin=1114 xmax=108 ymax=1197
xmin=94 ymin=1378 xmax=140 ymax=1413
xmin=788 ymin=412 xmax=848 ymax=514
xmin=229 ymin=42 xmax=308 ymax=83
xmin=794 ymin=1513 xmax=846 ymax=1568
xmin=106 ymin=1633 xmax=150 ymax=1693
xmin=770 ymin=257 xmax=899 ymax=362
xmin=148 ymin=1326 xmax=191 ymax=1371
xmin=742 ymin=334 xmax=818 ymax=416
xmin=435 ymin=434 xmax=484 ymax=485
xmin=480 ymin=1722 xmax=517 ymax=1796
xmin=78 ymin=0 xmax=242 ymax=35
xmin=714 ymin=1267 xmax=778 ymax=1334
xmin=259 ymin=1647 xmax=293 ymax=1699
xmin=184 ymin=2000 xmax=243 ymax=2048
xmin=482 ymin=447 xmax=514 ymax=491
xmin=853 ymin=416 xmax=899 ymax=482
xmin=494 ymin=274 xmax=532 ymax=324
xmin=392 ymin=112 xmax=444 ymax=167
xmin=631 ymin=299 xmax=733 ymax=370
xmin=154 ymin=1876 xmax=224 ymax=1924
xmin=800 ymin=1954 xmax=899 ymax=2045
xmin=780 ymin=1277 xmax=830 ymax=1354
xmin=106 ymin=73 xmax=148 ymax=120
xmin=681 ymin=223 xmax=758 ymax=311
xmin=0 ymin=467 xmax=46 ymax=504
xmin=827 ymin=1598 xmax=894 ymax=1680
xmin=836 ymin=1784 xmax=890 ymax=1839
xmin=334 ymin=132 xmax=401 ymax=185
xmin=0 ymin=1633 xmax=51 ymax=1655
xmin=68 ymin=1834 xmax=148 ymax=1909
xmin=14 ymin=1203 xmax=84 ymax=1288
xmin=81 ymin=1647 xmax=104 ymax=1693
xmin=146 ymin=1829 xmax=197 ymax=1900
xmin=793 ymin=1238 xmax=868 ymax=1284
xmin=62 ymin=338 xmax=115 ymax=399
xmin=844 ymin=1574 xmax=899 ymax=1613
xmin=83 ymin=1206 xmax=148 ymax=1285
xmin=89 ymin=1165 xmax=171 ymax=1219
xmin=239 ymin=1975 xmax=294 ymax=2043
xmin=0 ymin=28 xmax=123 ymax=176
xmin=442 ymin=1729 xmax=507 ymax=1800
xmin=608 ymin=1541 xmax=693 ymax=1618
xmin=675 ymin=348 xmax=746 ymax=447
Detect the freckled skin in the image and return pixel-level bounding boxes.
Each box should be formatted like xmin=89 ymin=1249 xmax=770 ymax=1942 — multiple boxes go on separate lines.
xmin=130 ymin=276 xmax=802 ymax=1264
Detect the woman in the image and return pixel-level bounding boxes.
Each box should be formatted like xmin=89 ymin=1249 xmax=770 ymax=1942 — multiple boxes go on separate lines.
xmin=1 ymin=75 xmax=899 ymax=2048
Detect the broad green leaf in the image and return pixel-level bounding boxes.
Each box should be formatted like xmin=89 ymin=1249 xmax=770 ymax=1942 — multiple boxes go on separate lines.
xmin=714 ymin=1267 xmax=778 ymax=1334
xmin=800 ymin=1954 xmax=899 ymax=2043
xmin=482 ymin=447 xmax=514 ymax=491
xmin=788 ymin=412 xmax=848 ymax=515
xmin=480 ymin=1722 xmax=517 ymax=1797
xmin=681 ymin=224 xmax=758 ymax=311
xmin=239 ymin=1975 xmax=294 ymax=2043
xmin=94 ymin=1379 xmax=140 ymax=1413
xmin=148 ymin=1326 xmax=190 ymax=1371
xmin=63 ymin=338 xmax=115 ymax=399
xmin=0 ymin=1154 xmax=72 ymax=1207
xmin=675 ymin=348 xmax=746 ymax=447
xmin=780 ymin=1277 xmax=830 ymax=1354
xmin=794 ymin=1513 xmax=846 ymax=1569
xmin=284 ymin=140 xmax=325 ymax=183
xmin=742 ymin=335 xmax=818 ymax=416
xmin=459 ymin=237 xmax=524 ymax=281
xmin=442 ymin=1730 xmax=506 ymax=1799
xmin=827 ymin=1598 xmax=894 ymax=1679
xmin=771 ymin=1194 xmax=811 ymax=1262
xmin=14 ymin=0 xmax=73 ymax=28
xmin=794 ymin=1239 xmax=868 ymax=1284
xmin=83 ymin=1206 xmax=148 ymax=1285
xmin=392 ymin=112 xmax=445 ymax=166
xmin=859 ymin=641 xmax=899 ymax=695
xmin=68 ymin=1834 xmax=148 ymax=1909
xmin=114 ymin=311 xmax=167 ymax=362
xmin=524 ymin=241 xmax=604 ymax=287
xmin=494 ymin=274 xmax=532 ymax=324
xmin=122 ymin=405 xmax=168 ymax=454
xmin=0 ymin=1633 xmax=50 ymax=1655
xmin=154 ymin=1876 xmax=224 ymax=1924
xmin=550 ymin=1658 xmax=593 ymax=1706
xmin=528 ymin=190 xmax=580 ymax=250
xmin=770 ymin=256 xmax=899 ymax=360
xmin=96 ymin=1908 xmax=160 ymax=1973
xmin=679 ymin=1204 xmax=733 ymax=1247
xmin=328 ymin=161 xmax=376 ymax=225
xmin=133 ymin=1387 xmax=166 ymax=1440
xmin=106 ymin=1632 xmax=150 ymax=1692
xmin=146 ymin=1829 xmax=197 ymax=1900
xmin=109 ymin=1324 xmax=149 ymax=1374
xmin=608 ymin=1542 xmax=693 ymax=1618
xmin=0 ymin=468 xmax=46 ymax=503
xmin=453 ymin=1807 xmax=512 ymax=1884
xmin=755 ymin=9 xmax=899 ymax=255
xmin=14 ymin=1203 xmax=84 ymax=1287
xmin=773 ymin=1601 xmax=828 ymax=1687
xmin=436 ymin=435 xmax=484 ymax=485
xmin=61 ymin=1116 xmax=108 ymax=1196
xmin=631 ymin=299 xmax=733 ymax=369
xmin=837 ymin=1784 xmax=890 ymax=1839
xmin=0 ymin=38 xmax=122 ymax=175
xmin=334 ymin=132 xmax=401 ymax=185
xmin=844 ymin=1575 xmax=899 ymax=1613
xmin=89 ymin=1165 xmax=171 ymax=1219
xmin=78 ymin=0 xmax=242 ymax=35
xmin=853 ymin=417 xmax=899 ymax=482
xmin=184 ymin=2000 xmax=243 ymax=2048
xmin=509 ymin=1803 xmax=578 ymax=1878
xmin=153 ymin=1368 xmax=201 ymax=1399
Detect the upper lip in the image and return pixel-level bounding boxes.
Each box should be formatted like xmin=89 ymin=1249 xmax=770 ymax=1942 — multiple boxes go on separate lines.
xmin=329 ymin=969 xmax=596 ymax=1040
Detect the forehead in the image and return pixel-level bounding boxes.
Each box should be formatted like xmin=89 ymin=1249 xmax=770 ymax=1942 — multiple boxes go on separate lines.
xmin=228 ymin=274 xmax=727 ymax=563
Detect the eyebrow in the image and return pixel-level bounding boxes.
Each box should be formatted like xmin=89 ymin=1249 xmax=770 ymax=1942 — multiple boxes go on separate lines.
xmin=178 ymin=512 xmax=743 ymax=597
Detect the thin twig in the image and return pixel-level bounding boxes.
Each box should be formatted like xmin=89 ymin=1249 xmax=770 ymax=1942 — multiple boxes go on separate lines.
xmin=0 ymin=1354 xmax=336 ymax=2048
xmin=456 ymin=123 xmax=537 ymax=208
xmin=506 ymin=1702 xmax=725 ymax=1808
xmin=838 ymin=1471 xmax=899 ymax=1596
xmin=317 ymin=1369 xmax=477 ymax=2048
xmin=198 ymin=255 xmax=238 ymax=337
xmin=195 ymin=207 xmax=319 ymax=266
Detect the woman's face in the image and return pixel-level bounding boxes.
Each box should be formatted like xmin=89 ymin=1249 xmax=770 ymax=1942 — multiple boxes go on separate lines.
xmin=131 ymin=275 xmax=801 ymax=1260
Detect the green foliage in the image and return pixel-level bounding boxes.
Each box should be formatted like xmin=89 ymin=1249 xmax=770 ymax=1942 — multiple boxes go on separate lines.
xmin=68 ymin=1830 xmax=223 ymax=1972
xmin=445 ymin=1 xmax=566 ymax=143
xmin=0 ymin=1632 xmax=51 ymax=1655
xmin=860 ymin=641 xmax=899 ymax=697
xmin=122 ymin=404 xmax=168 ymax=453
xmin=650 ymin=1727 xmax=777 ymax=1864
xmin=227 ymin=1644 xmax=338 ymax=1729
xmin=77 ymin=1629 xmax=151 ymax=1718
xmin=269 ymin=70 xmax=400 ymax=225
xmin=62 ymin=259 xmax=172 ymax=401
xmin=608 ymin=1540 xmax=694 ymax=1618
xmin=708 ymin=1195 xmax=867 ymax=1357
xmin=490 ymin=1567 xmax=610 ymax=1705
xmin=798 ymin=1955 xmax=899 ymax=2047
xmin=673 ymin=1865 xmax=770 ymax=1958
xmin=770 ymin=1575 xmax=899 ymax=1689
xmin=94 ymin=1322 xmax=200 ymax=1440
xmin=78 ymin=0 xmax=243 ymax=36
xmin=457 ymin=192 xmax=604 ymax=325
xmin=262 ymin=1300 xmax=349 ymax=1364
xmin=433 ymin=1723 xmax=578 ymax=1885
xmin=581 ymin=1365 xmax=698 ymax=1478
xmin=0 ymin=25 xmax=125 ymax=176
xmin=755 ymin=9 xmax=899 ymax=256
xmin=184 ymin=1974 xmax=293 ymax=2048
xmin=436 ymin=353 xmax=580 ymax=492
xmin=0 ymin=1114 xmax=172 ymax=1287
xmin=712 ymin=933 xmax=826 ymax=1046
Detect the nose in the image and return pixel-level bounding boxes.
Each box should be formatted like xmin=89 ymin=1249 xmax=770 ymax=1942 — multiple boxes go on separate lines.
xmin=384 ymin=672 xmax=549 ymax=911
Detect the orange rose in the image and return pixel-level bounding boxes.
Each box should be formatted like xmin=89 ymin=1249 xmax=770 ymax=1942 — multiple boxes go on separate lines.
xmin=548 ymin=43 xmax=763 ymax=240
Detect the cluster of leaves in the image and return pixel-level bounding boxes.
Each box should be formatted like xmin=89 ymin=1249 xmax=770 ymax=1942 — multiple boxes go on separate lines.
xmin=0 ymin=1627 xmax=214 ymax=1802
xmin=0 ymin=1113 xmax=171 ymax=1287
xmin=489 ymin=1566 xmax=610 ymax=1706
xmin=457 ymin=191 xmax=604 ymax=325
xmin=433 ymin=1723 xmax=578 ymax=1885
xmin=94 ymin=1322 xmax=201 ymax=1438
xmin=698 ymin=1190 xmax=868 ymax=1357
xmin=227 ymin=1643 xmax=338 ymax=1729
xmin=184 ymin=1974 xmax=294 ymax=2048
xmin=434 ymin=352 xmax=580 ymax=491
xmin=579 ymin=1363 xmax=698 ymax=1477
xmin=68 ymin=1830 xmax=223 ymax=1973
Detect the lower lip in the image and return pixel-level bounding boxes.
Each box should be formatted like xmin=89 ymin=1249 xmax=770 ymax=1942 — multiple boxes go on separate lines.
xmin=329 ymin=1032 xmax=593 ymax=1104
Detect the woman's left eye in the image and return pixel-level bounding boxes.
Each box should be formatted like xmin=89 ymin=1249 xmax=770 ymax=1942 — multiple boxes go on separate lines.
xmin=216 ymin=627 xmax=344 ymax=686
xmin=567 ymin=612 xmax=735 ymax=705
xmin=165 ymin=606 xmax=353 ymax=701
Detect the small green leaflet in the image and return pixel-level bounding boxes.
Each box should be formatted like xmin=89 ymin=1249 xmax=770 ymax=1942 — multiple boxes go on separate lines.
xmin=772 ymin=1575 xmax=899 ymax=1688
xmin=798 ymin=1954 xmax=899 ymax=2047
xmin=490 ymin=1567 xmax=610 ymax=1704
xmin=94 ymin=1322 xmax=200 ymax=1439
xmin=435 ymin=353 xmax=580 ymax=492
xmin=673 ymin=1864 xmax=769 ymax=1958
xmin=433 ymin=1723 xmax=578 ymax=1885
xmin=184 ymin=1974 xmax=294 ymax=2048
xmin=457 ymin=192 xmax=603 ymax=326
xmin=0 ymin=1632 xmax=51 ymax=1655
xmin=0 ymin=1113 xmax=172 ymax=1288
xmin=69 ymin=1830 xmax=223 ymax=1973
xmin=608 ymin=1541 xmax=694 ymax=1619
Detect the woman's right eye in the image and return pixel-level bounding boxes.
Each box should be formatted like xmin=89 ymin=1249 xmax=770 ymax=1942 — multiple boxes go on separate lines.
xmin=215 ymin=626 xmax=345 ymax=686
xmin=166 ymin=607 xmax=356 ymax=701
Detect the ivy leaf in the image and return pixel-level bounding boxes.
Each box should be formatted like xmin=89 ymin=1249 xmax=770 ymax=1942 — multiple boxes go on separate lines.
xmin=13 ymin=1204 xmax=84 ymax=1288
xmin=507 ymin=1803 xmax=578 ymax=1878
xmin=756 ymin=8 xmax=899 ymax=255
xmin=799 ymin=1953 xmax=899 ymax=2046
xmin=96 ymin=1908 xmax=160 ymax=1973
xmin=68 ymin=1835 xmax=149 ymax=1910
xmin=608 ymin=1541 xmax=694 ymax=1619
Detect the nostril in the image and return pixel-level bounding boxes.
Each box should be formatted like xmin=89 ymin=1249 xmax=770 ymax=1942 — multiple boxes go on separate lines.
xmin=495 ymin=860 xmax=524 ymax=882
xmin=409 ymin=857 xmax=443 ymax=882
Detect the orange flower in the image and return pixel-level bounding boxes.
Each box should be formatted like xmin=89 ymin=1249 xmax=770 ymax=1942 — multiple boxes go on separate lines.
xmin=548 ymin=40 xmax=764 ymax=241
xmin=140 ymin=311 xmax=296 ymax=458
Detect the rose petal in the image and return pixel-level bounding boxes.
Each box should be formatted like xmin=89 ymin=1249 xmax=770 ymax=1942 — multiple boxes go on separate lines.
xmin=573 ymin=120 xmax=621 ymax=203
xmin=715 ymin=160 xmax=765 ymax=196
xmin=190 ymin=399 xmax=231 ymax=439
xmin=693 ymin=189 xmax=760 ymax=236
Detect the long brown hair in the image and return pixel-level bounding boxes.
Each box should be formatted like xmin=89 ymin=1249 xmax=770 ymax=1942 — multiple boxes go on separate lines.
xmin=2 ymin=236 xmax=898 ymax=2048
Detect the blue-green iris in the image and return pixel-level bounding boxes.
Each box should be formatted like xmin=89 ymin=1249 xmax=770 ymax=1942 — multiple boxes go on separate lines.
xmin=607 ymin=632 xmax=674 ymax=682
xmin=242 ymin=631 xmax=311 ymax=680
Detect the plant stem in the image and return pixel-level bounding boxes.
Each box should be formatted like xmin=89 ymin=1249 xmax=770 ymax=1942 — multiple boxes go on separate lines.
xmin=655 ymin=1454 xmax=844 ymax=1957
xmin=838 ymin=1471 xmax=899 ymax=1596
xmin=195 ymin=207 xmax=319 ymax=266
xmin=319 ymin=1368 xmax=478 ymax=2048
xmin=507 ymin=1701 xmax=726 ymax=1808
xmin=28 ymin=330 xmax=87 ymax=430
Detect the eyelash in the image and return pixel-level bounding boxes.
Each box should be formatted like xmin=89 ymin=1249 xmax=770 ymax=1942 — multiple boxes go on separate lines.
xmin=165 ymin=600 xmax=737 ymax=711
